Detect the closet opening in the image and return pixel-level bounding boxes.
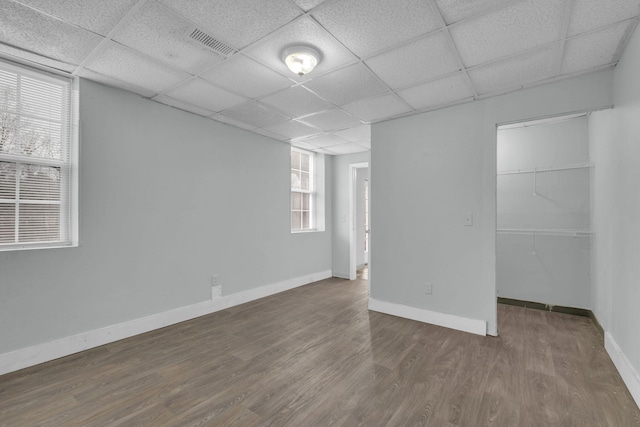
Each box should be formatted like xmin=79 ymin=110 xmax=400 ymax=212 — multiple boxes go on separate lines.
xmin=496 ymin=113 xmax=593 ymax=317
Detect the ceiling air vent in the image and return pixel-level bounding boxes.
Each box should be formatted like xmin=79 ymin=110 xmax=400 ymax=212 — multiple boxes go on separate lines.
xmin=188 ymin=28 xmax=236 ymax=57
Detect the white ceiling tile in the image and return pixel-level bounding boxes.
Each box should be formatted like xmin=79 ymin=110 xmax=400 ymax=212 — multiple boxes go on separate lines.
xmin=434 ymin=0 xmax=516 ymax=25
xmin=85 ymin=41 xmax=191 ymax=94
xmin=263 ymin=120 xmax=321 ymax=139
xmin=569 ymin=0 xmax=640 ymax=36
xmin=562 ymin=21 xmax=632 ymax=75
xmin=302 ymin=63 xmax=389 ymax=106
xmin=450 ymin=0 xmax=565 ymax=67
xmin=299 ymin=134 xmax=348 ymax=148
xmin=292 ymin=0 xmax=328 ymax=12
xmin=355 ymin=140 xmax=371 ymax=149
xmin=342 ymin=93 xmax=412 ymax=122
xmin=468 ymin=45 xmax=561 ymax=95
xmin=312 ymin=0 xmax=441 ymax=58
xmin=165 ymin=78 xmax=246 ymax=112
xmin=13 ymin=0 xmax=137 ymax=36
xmin=211 ymin=114 xmax=256 ymax=130
xmin=0 ymin=1 xmax=103 ymax=66
xmin=324 ymin=142 xmax=368 ymax=155
xmin=243 ymin=17 xmax=358 ymax=82
xmin=260 ymin=86 xmax=333 ymax=118
xmin=334 ymin=125 xmax=371 ymax=142
xmin=113 ymin=1 xmax=224 ymax=74
xmin=221 ymin=101 xmax=289 ymax=128
xmin=297 ymin=108 xmax=363 ymax=132
xmin=157 ymin=0 xmax=301 ymax=49
xmin=365 ymin=31 xmax=460 ymax=90
xmin=153 ymin=94 xmax=214 ymax=116
xmin=200 ymin=55 xmax=293 ymax=99
xmin=0 ymin=43 xmax=76 ymax=72
xmin=397 ymin=72 xmax=474 ymax=110
xmin=76 ymin=68 xmax=158 ymax=98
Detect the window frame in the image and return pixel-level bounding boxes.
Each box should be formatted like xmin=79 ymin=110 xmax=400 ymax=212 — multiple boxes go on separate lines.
xmin=0 ymin=58 xmax=78 ymax=251
xmin=291 ymin=147 xmax=316 ymax=232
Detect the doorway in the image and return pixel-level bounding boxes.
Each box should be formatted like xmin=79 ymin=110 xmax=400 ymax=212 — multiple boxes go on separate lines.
xmin=349 ymin=162 xmax=369 ymax=282
xmin=496 ymin=113 xmax=592 ymax=310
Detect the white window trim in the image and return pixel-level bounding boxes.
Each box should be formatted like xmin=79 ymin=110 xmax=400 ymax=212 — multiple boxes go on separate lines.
xmin=0 ymin=57 xmax=79 ymax=251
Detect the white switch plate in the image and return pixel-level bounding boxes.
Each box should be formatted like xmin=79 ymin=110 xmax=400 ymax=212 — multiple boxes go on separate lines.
xmin=464 ymin=213 xmax=473 ymax=226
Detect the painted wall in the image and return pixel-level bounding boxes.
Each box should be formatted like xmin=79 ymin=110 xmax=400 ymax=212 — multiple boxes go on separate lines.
xmin=372 ymin=70 xmax=613 ymax=336
xmin=0 ymin=79 xmax=332 ymax=354
xmin=497 ymin=117 xmax=591 ymax=308
xmin=355 ymin=167 xmax=369 ymax=268
xmin=331 ymin=151 xmax=370 ymax=279
xmin=590 ymin=23 xmax=640 ymax=404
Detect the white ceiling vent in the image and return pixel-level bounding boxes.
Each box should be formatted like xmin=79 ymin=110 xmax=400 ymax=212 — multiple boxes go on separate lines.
xmin=187 ymin=28 xmax=237 ymax=57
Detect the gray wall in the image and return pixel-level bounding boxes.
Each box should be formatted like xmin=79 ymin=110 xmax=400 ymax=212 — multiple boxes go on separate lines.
xmin=0 ymin=79 xmax=332 ymax=354
xmin=372 ymin=70 xmax=613 ymax=335
xmin=331 ymin=151 xmax=370 ymax=278
xmin=590 ymin=24 xmax=640 ymax=388
xmin=497 ymin=117 xmax=591 ymax=308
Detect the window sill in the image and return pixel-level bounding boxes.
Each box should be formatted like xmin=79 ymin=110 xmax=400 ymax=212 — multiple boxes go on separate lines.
xmin=291 ymin=229 xmax=324 ymax=234
xmin=0 ymin=242 xmax=78 ymax=252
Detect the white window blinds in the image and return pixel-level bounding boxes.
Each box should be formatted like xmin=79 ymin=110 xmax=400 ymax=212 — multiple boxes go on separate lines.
xmin=0 ymin=59 xmax=74 ymax=249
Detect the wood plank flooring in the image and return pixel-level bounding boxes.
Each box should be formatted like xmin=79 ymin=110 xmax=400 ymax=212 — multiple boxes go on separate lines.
xmin=1 ymin=272 xmax=639 ymax=426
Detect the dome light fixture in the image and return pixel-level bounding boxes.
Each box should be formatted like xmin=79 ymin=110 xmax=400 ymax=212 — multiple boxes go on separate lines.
xmin=282 ymin=45 xmax=320 ymax=76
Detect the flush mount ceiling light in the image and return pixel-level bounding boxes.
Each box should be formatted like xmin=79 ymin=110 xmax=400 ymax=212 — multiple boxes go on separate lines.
xmin=282 ymin=45 xmax=320 ymax=76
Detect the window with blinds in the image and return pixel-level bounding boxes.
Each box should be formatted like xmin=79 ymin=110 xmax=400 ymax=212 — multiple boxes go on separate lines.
xmin=0 ymin=59 xmax=75 ymax=250
xmin=291 ymin=148 xmax=314 ymax=231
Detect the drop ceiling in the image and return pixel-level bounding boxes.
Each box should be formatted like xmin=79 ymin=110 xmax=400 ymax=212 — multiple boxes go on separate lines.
xmin=1 ymin=0 xmax=639 ymax=155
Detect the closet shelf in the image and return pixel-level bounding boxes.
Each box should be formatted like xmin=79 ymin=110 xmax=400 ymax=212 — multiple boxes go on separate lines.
xmin=497 ymin=228 xmax=592 ymax=237
xmin=497 ymin=162 xmax=593 ymax=176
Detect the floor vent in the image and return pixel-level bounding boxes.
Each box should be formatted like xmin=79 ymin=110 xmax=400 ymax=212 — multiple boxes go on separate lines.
xmin=188 ymin=28 xmax=236 ymax=57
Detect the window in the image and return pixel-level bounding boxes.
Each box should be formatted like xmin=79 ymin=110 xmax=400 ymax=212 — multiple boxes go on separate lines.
xmin=291 ymin=148 xmax=314 ymax=231
xmin=0 ymin=59 xmax=77 ymax=250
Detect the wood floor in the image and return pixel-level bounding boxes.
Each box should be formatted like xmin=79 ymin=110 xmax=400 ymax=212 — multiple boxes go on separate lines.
xmin=1 ymin=273 xmax=639 ymax=426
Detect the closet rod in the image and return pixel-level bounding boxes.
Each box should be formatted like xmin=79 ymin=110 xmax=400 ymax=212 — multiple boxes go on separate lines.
xmin=497 ymin=162 xmax=593 ymax=176
xmin=497 ymin=228 xmax=592 ymax=237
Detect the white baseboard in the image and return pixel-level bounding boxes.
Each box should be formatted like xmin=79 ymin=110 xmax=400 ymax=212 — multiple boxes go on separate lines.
xmin=0 ymin=269 xmax=332 ymax=376
xmin=605 ymin=332 xmax=640 ymax=409
xmin=332 ymin=271 xmax=350 ymax=279
xmin=368 ymin=298 xmax=487 ymax=336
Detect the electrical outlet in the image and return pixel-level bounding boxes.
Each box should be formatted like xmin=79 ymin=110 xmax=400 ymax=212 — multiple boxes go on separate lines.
xmin=425 ymin=282 xmax=433 ymax=295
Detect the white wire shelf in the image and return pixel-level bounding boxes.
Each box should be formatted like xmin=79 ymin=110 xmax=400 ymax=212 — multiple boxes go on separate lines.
xmin=497 ymin=228 xmax=593 ymax=237
xmin=497 ymin=162 xmax=594 ymax=176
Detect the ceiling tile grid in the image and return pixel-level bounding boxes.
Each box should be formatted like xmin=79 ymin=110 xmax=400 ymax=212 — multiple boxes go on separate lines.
xmin=242 ymin=17 xmax=359 ymax=82
xmin=199 ymin=54 xmax=293 ymax=99
xmin=302 ymin=62 xmax=390 ymax=106
xmin=1 ymin=0 xmax=640 ymax=156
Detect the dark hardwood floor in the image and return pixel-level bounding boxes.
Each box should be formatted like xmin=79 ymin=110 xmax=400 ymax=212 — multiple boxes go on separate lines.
xmin=1 ymin=271 xmax=639 ymax=426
